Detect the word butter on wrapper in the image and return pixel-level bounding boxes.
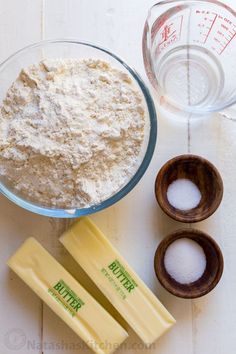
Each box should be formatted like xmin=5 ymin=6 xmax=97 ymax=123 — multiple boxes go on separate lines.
xmin=60 ymin=217 xmax=176 ymax=346
xmin=7 ymin=238 xmax=128 ymax=354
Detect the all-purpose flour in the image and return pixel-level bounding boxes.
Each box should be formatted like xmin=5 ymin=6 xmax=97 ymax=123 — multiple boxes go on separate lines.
xmin=0 ymin=59 xmax=147 ymax=208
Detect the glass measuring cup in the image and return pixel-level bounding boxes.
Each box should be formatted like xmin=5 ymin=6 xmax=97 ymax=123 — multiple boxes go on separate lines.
xmin=143 ymin=0 xmax=236 ymax=118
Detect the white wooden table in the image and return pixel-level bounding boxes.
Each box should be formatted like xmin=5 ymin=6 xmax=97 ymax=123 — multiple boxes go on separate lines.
xmin=0 ymin=1 xmax=236 ymax=353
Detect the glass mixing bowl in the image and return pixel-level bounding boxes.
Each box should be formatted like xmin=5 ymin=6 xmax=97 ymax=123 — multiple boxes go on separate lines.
xmin=0 ymin=40 xmax=157 ymax=218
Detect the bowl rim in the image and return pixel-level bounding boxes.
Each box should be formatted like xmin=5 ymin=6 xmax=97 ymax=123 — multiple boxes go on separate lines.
xmin=155 ymin=154 xmax=223 ymax=223
xmin=0 ymin=39 xmax=157 ymax=218
xmin=154 ymin=228 xmax=224 ymax=299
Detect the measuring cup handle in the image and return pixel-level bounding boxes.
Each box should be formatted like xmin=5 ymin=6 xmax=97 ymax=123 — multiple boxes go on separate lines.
xmin=219 ymin=106 xmax=236 ymax=120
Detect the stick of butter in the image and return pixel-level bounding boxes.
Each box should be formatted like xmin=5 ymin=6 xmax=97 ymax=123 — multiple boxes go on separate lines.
xmin=7 ymin=238 xmax=128 ymax=354
xmin=60 ymin=217 xmax=176 ymax=346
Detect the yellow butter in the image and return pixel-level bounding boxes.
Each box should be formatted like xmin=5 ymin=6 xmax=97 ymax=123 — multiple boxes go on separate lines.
xmin=60 ymin=217 xmax=176 ymax=346
xmin=7 ymin=238 xmax=128 ymax=354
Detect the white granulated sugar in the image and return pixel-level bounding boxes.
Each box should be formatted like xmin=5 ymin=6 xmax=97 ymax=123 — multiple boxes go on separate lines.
xmin=167 ymin=178 xmax=201 ymax=210
xmin=164 ymin=238 xmax=206 ymax=284
xmin=0 ymin=59 xmax=147 ymax=208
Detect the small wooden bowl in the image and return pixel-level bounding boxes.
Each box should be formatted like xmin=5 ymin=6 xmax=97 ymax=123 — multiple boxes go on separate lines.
xmin=154 ymin=229 xmax=224 ymax=299
xmin=155 ymin=154 xmax=223 ymax=223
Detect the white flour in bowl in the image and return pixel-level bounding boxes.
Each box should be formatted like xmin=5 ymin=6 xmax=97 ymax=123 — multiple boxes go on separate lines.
xmin=0 ymin=59 xmax=148 ymax=208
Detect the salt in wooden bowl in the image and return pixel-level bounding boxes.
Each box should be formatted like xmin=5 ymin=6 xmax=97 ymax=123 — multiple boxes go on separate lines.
xmin=154 ymin=229 xmax=224 ymax=299
xmin=155 ymin=154 xmax=223 ymax=223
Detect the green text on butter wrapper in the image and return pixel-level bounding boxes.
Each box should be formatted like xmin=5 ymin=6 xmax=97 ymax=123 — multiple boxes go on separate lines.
xmin=48 ymin=279 xmax=85 ymax=317
xmin=101 ymin=259 xmax=138 ymax=300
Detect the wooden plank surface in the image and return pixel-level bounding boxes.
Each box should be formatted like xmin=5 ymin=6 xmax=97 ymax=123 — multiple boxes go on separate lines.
xmin=189 ymin=114 xmax=236 ymax=354
xmin=0 ymin=1 xmax=235 ymax=354
xmin=0 ymin=2 xmax=43 ymax=354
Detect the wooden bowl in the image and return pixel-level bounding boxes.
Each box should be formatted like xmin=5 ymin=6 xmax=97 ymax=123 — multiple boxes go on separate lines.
xmin=154 ymin=229 xmax=224 ymax=299
xmin=155 ymin=154 xmax=223 ymax=223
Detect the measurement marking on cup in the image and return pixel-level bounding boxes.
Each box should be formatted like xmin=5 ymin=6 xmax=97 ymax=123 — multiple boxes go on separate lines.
xmin=203 ymin=13 xmax=217 ymax=43
xmin=194 ymin=10 xmax=236 ymax=55
xmin=219 ymin=31 xmax=236 ymax=54
xmin=157 ymin=15 xmax=183 ymax=53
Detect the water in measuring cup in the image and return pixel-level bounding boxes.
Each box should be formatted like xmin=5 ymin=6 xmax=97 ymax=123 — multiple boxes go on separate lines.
xmin=154 ymin=44 xmax=224 ymax=110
